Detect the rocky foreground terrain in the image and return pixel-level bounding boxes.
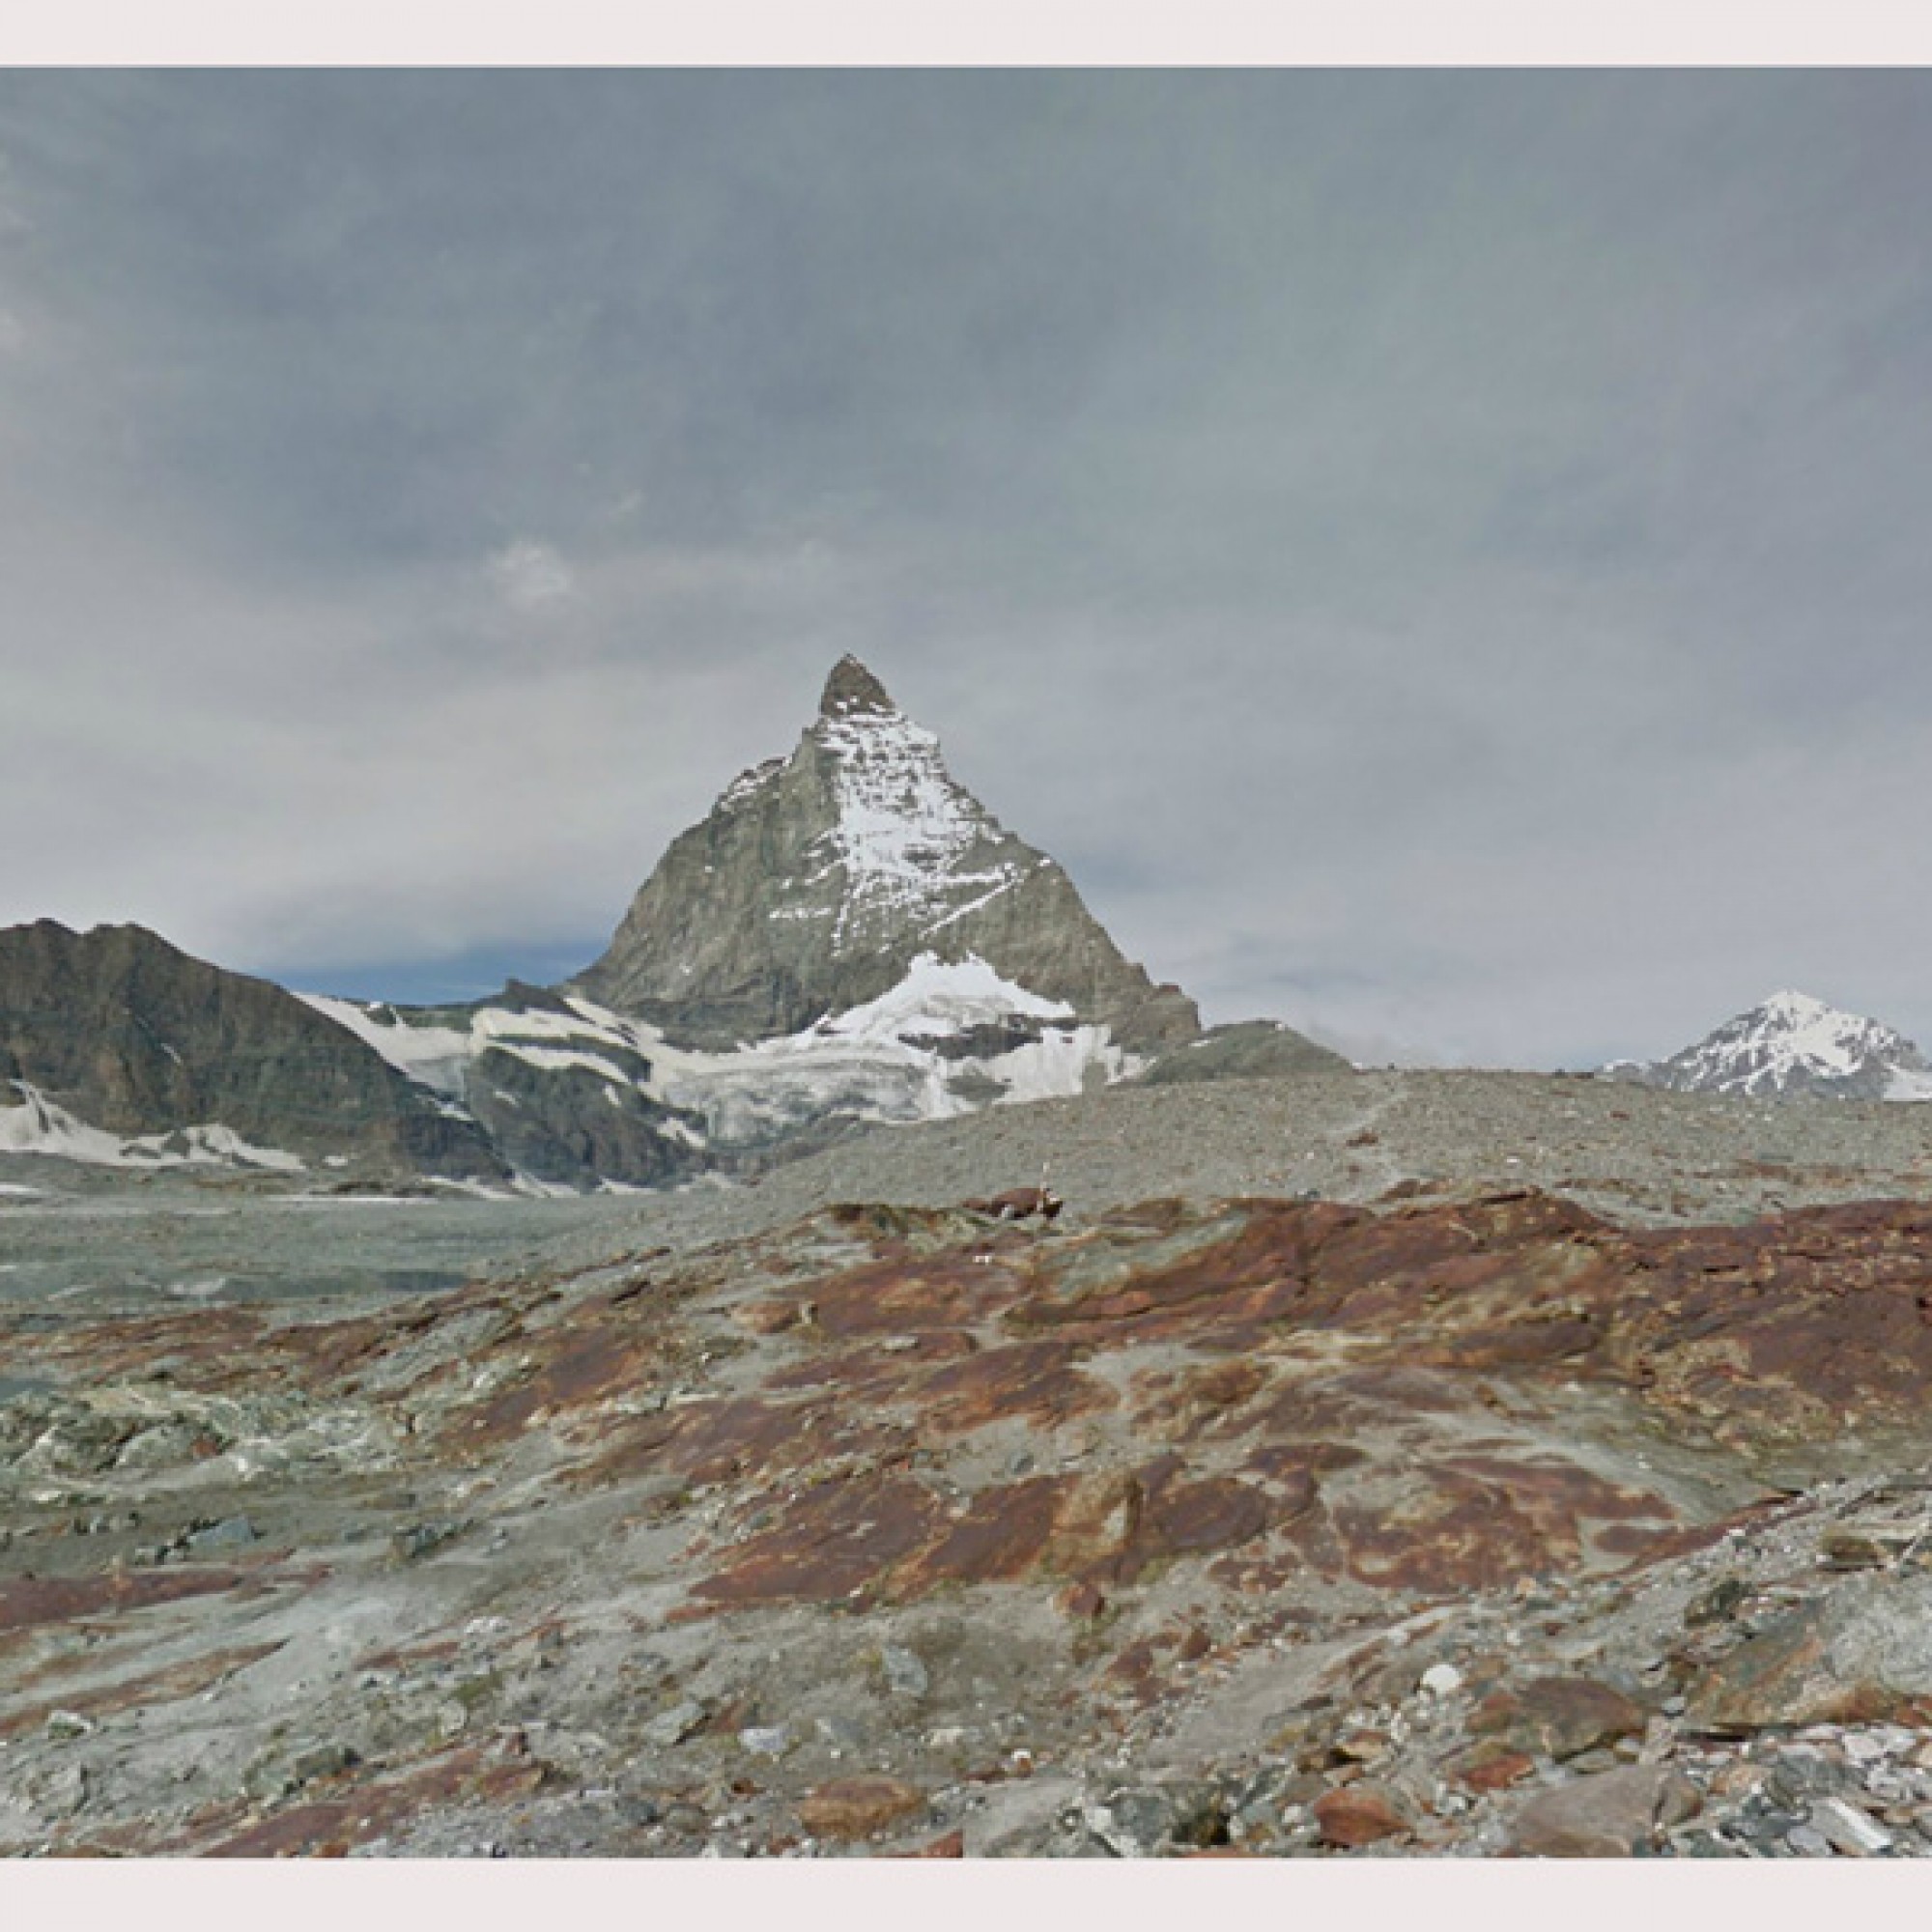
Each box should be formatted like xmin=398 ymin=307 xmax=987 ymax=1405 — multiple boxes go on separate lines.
xmin=8 ymin=1071 xmax=1932 ymax=1859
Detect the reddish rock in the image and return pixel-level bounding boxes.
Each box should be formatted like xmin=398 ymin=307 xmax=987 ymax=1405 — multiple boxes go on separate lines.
xmin=0 ymin=1567 xmax=245 ymax=1634
xmin=899 ymin=1477 xmax=1066 ymax=1593
xmin=1040 ymin=1469 xmax=1145 ymax=1579
xmin=1058 ymin=1581 xmax=1106 ymax=1620
xmin=0 ymin=1639 xmax=284 ymax=1742
xmin=1506 ymin=1766 xmax=1699 ymax=1858
xmin=696 ymin=1474 xmax=947 ymax=1606
xmin=1143 ymin=1474 xmax=1271 ymax=1558
xmin=1313 ymin=1782 xmax=1411 ymax=1848
xmin=1447 ymin=1744 xmax=1536 ymax=1793
xmin=1471 ymin=1675 xmax=1648 ymax=1761
xmin=1684 ymin=1575 xmax=1932 ymax=1731
xmin=799 ymin=1777 xmax=926 ymax=1840
xmin=905 ymin=1829 xmax=965 ymax=1858
xmin=806 ymin=1254 xmax=1014 ymax=1338
xmin=733 ymin=1299 xmax=809 ymax=1336
xmin=1174 ymin=1622 xmax=1213 ymax=1662
xmin=913 ymin=1341 xmax=1114 ymax=1436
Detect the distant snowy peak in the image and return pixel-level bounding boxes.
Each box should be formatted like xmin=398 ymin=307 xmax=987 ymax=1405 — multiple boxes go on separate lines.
xmin=1606 ymin=989 xmax=1932 ymax=1101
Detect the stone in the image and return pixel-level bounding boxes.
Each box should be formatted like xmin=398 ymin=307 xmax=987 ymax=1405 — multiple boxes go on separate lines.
xmin=1685 ymin=1577 xmax=1751 ymax=1627
xmin=880 ymin=1645 xmax=929 ymax=1700
xmin=389 ymin=1519 xmax=467 ymax=1565
xmin=1507 ymin=1766 xmax=1700 ymax=1858
xmin=30 ymin=1761 xmax=89 ymax=1819
xmin=798 ymin=1776 xmax=926 ymax=1841
xmin=1686 ymin=1577 xmax=1932 ymax=1732
xmin=906 ymin=1828 xmax=966 ymax=1858
xmin=1448 ymin=1743 xmax=1536 ymax=1793
xmin=1819 ymin=1531 xmax=1890 ymax=1572
xmin=287 ymin=1742 xmax=358 ymax=1788
xmin=1419 ymin=1662 xmax=1463 ymax=1698
xmin=185 ymin=1515 xmax=259 ymax=1554
xmin=1083 ymin=1783 xmax=1228 ymax=1857
xmin=1057 ymin=1581 xmax=1106 ymax=1621
xmin=1313 ymin=1783 xmax=1411 ymax=1848
xmin=1472 ymin=1675 xmax=1648 ymax=1761
xmin=738 ymin=1724 xmax=791 ymax=1758
xmin=1811 ymin=1797 xmax=1892 ymax=1857
xmin=644 ymin=1699 xmax=707 ymax=1749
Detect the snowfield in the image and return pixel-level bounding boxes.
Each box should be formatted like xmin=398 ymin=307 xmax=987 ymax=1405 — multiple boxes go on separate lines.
xmin=299 ymin=952 xmax=1144 ymax=1155
xmin=0 ymin=1082 xmax=306 ymax=1171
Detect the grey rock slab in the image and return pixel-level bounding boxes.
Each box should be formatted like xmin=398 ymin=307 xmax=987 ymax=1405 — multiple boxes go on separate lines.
xmin=880 ymin=1645 xmax=929 ymax=1701
xmin=1811 ymin=1797 xmax=1893 ymax=1857
xmin=643 ymin=1700 xmax=708 ymax=1749
xmin=185 ymin=1515 xmax=259 ymax=1553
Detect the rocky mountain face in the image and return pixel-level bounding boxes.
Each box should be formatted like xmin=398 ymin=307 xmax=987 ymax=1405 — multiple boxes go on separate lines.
xmin=577 ymin=657 xmax=1204 ymax=1055
xmin=1605 ymin=990 xmax=1932 ymax=1102
xmin=0 ymin=921 xmax=503 ymax=1180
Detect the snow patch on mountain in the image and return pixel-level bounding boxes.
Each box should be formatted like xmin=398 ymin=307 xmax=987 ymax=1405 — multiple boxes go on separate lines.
xmin=306 ymin=952 xmax=1144 ymax=1156
xmin=0 ymin=1082 xmax=306 ymax=1170
xmin=815 ymin=952 xmax=1074 ymax=1041
xmin=1605 ymin=989 xmax=1932 ymax=1102
xmin=298 ymin=995 xmax=472 ymax=1098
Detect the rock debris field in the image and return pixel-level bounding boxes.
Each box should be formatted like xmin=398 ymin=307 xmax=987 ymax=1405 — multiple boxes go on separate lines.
xmin=8 ymin=1068 xmax=1932 ymax=1858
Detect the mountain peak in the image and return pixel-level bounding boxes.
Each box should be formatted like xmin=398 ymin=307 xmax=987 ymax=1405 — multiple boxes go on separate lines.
xmin=1605 ymin=989 xmax=1932 ymax=1102
xmin=577 ymin=656 xmax=1204 ymax=1055
xmin=820 ymin=655 xmax=897 ymax=720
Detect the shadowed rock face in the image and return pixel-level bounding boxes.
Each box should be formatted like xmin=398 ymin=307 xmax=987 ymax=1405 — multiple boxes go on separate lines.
xmin=575 ymin=657 xmax=1203 ymax=1054
xmin=0 ymin=920 xmax=502 ymax=1178
xmin=11 ymin=1183 xmax=1932 ymax=1856
xmin=1130 ymin=1019 xmax=1349 ymax=1085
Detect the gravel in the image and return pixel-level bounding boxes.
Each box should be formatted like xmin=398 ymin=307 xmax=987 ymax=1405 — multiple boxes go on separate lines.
xmin=7 ymin=1068 xmax=1932 ymax=1308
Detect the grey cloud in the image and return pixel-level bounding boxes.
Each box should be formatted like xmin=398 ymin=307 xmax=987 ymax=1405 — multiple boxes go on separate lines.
xmin=3 ymin=71 xmax=1931 ymax=1065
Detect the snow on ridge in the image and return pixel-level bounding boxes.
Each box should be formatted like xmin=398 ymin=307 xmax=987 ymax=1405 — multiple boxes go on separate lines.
xmin=718 ymin=755 xmax=786 ymax=812
xmin=297 ymin=993 xmax=472 ymax=1098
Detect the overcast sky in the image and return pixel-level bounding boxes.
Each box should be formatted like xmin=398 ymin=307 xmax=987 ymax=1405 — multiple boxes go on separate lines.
xmin=3 ymin=70 xmax=1930 ymax=1067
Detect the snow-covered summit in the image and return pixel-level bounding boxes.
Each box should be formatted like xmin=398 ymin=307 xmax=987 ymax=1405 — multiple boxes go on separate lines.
xmin=575 ymin=655 xmax=1202 ymax=1056
xmin=806 ymin=664 xmax=1028 ymax=955
xmin=1605 ymin=989 xmax=1932 ymax=1101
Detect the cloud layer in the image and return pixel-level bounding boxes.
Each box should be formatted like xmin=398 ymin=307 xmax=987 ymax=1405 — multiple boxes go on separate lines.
xmin=4 ymin=71 xmax=1931 ymax=1063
